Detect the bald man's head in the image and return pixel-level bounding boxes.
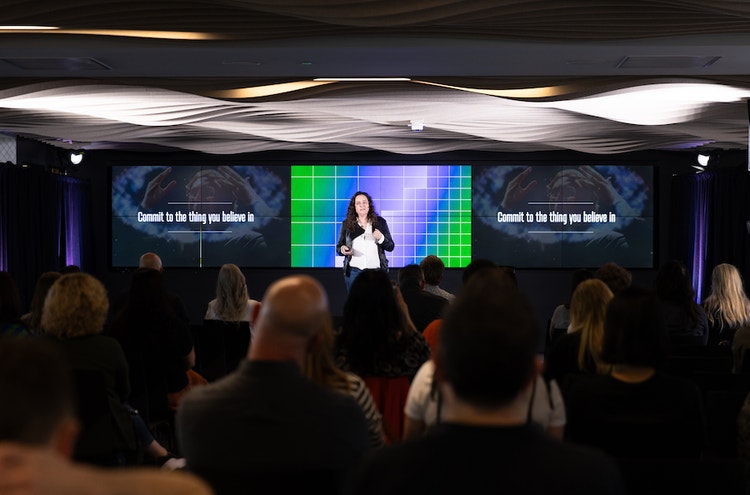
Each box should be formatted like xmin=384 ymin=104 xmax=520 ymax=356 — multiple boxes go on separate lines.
xmin=255 ymin=275 xmax=329 ymax=340
xmin=139 ymin=252 xmax=163 ymax=271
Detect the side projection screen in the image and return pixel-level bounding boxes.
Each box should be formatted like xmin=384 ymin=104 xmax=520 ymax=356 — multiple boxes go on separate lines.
xmin=472 ymin=164 xmax=654 ymax=269
xmin=111 ymin=165 xmax=290 ymax=268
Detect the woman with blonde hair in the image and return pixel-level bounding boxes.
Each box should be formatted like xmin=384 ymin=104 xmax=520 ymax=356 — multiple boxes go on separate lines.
xmin=545 ymin=279 xmax=614 ymax=386
xmin=205 ymin=263 xmax=261 ymax=328
xmin=702 ymin=263 xmax=750 ymax=346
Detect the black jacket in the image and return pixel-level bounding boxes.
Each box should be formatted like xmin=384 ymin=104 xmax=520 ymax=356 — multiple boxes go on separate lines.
xmin=336 ymin=215 xmax=395 ymax=275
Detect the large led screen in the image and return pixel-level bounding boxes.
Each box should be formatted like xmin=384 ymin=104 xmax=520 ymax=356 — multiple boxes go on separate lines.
xmin=472 ymin=164 xmax=654 ymax=268
xmin=290 ymin=165 xmax=471 ymax=268
xmin=111 ymin=165 xmax=290 ymax=268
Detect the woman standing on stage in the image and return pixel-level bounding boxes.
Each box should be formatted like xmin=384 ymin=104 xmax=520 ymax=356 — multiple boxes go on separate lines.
xmin=336 ymin=191 xmax=395 ymax=292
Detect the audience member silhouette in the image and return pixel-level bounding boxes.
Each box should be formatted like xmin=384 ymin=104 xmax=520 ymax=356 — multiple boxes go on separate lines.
xmin=404 ymin=346 xmax=566 ymax=441
xmin=20 ymin=271 xmax=61 ymax=335
xmin=41 ymin=273 xmax=139 ymax=466
xmin=397 ymin=264 xmax=448 ymax=333
xmin=595 ymin=262 xmax=632 ymax=295
xmin=178 ymin=275 xmax=370 ymax=494
xmin=421 ymin=258 xmax=507 ymax=353
xmin=702 ymin=263 xmax=750 ymax=346
xmin=336 ymin=269 xmax=430 ymax=380
xmin=204 ymin=263 xmax=261 ymax=330
xmin=545 ymin=279 xmax=613 ymax=388
xmin=547 ymin=269 xmax=594 ymax=350
xmin=305 ymin=312 xmax=386 ymax=448
xmin=0 ymin=337 xmax=211 ymax=495
xmin=419 ymin=255 xmax=454 ymax=302
xmin=654 ymin=260 xmax=708 ymax=346
xmin=110 ymin=252 xmax=190 ymax=327
xmin=0 ymin=271 xmax=30 ymax=337
xmin=109 ymin=268 xmax=198 ymax=422
xmin=405 ymin=264 xmax=566 ymax=441
xmin=348 ymin=266 xmax=625 ymax=495
xmin=564 ymin=286 xmax=706 ymax=459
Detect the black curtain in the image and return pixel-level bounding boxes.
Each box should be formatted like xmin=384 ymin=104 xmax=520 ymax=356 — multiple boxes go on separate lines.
xmin=0 ymin=164 xmax=94 ymax=308
xmin=669 ymin=168 xmax=750 ymax=302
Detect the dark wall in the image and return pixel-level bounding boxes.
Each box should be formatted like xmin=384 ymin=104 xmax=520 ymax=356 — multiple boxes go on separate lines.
xmin=66 ymin=148 xmax=718 ymax=351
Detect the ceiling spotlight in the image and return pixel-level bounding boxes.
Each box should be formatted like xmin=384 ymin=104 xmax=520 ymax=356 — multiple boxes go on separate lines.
xmin=69 ymin=150 xmax=84 ymax=165
xmin=409 ymin=120 xmax=424 ymax=132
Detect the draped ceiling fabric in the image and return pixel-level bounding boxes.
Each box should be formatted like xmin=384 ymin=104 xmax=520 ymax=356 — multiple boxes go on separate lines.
xmin=2 ymin=1 xmax=750 ymax=155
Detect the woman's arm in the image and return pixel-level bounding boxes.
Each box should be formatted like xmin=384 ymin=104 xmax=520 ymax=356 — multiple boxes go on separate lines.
xmin=336 ymin=221 xmax=350 ymax=255
xmin=374 ymin=217 xmax=395 ymax=252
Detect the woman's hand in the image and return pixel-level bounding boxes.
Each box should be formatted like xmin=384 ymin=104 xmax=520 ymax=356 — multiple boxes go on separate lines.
xmin=373 ymin=229 xmax=384 ymax=242
xmin=340 ymin=246 xmax=352 ymax=255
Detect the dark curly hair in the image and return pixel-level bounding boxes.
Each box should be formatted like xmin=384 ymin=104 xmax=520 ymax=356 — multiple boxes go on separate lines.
xmin=344 ymin=191 xmax=378 ymax=231
xmin=338 ymin=270 xmax=405 ymax=374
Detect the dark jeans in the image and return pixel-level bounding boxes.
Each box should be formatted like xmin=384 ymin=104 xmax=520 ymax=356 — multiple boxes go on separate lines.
xmin=344 ymin=266 xmax=363 ymax=293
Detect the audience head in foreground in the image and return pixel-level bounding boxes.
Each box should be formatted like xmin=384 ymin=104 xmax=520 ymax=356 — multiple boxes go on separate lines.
xmin=439 ymin=268 xmax=537 ymax=410
xmin=0 ymin=337 xmax=211 ymax=495
xmin=178 ymin=275 xmax=369 ymax=494
xmin=348 ymin=268 xmax=624 ymax=495
xmin=248 ymin=274 xmax=329 ymax=364
xmin=600 ymin=286 xmax=671 ymax=369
